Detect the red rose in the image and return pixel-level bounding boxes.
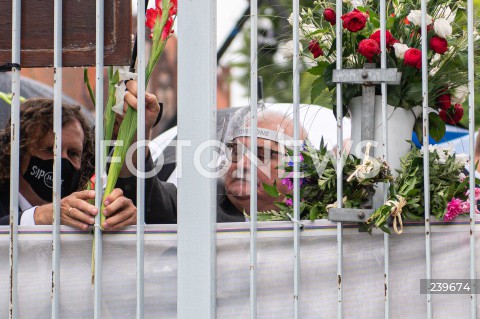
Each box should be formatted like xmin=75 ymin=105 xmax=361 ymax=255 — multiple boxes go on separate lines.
xmin=369 ymin=30 xmax=398 ymax=48
xmin=341 ymin=9 xmax=367 ymax=32
xmin=323 ymin=8 xmax=336 ymax=25
xmin=430 ymin=36 xmax=448 ymax=54
xmin=308 ymin=40 xmax=324 ymax=58
xmin=439 ymin=103 xmax=464 ymax=124
xmin=436 ymin=93 xmax=451 ymax=110
xmin=357 ymin=39 xmax=381 ymax=62
xmin=403 ymin=48 xmax=422 ymax=69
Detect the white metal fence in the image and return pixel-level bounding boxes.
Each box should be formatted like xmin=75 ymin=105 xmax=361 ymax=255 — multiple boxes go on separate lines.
xmin=2 ymin=0 xmax=478 ymax=318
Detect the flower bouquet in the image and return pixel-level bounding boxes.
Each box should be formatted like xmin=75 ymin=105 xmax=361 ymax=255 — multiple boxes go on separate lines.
xmin=367 ymin=144 xmax=479 ymax=234
xmin=259 ymin=140 xmax=393 ymax=228
xmin=292 ymin=0 xmax=480 ymax=141
xmin=85 ymin=0 xmax=177 ymax=227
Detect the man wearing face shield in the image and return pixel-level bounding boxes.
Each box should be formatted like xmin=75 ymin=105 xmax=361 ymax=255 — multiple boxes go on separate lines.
xmin=0 ymin=81 xmax=176 ymax=229
xmin=217 ymin=108 xmax=307 ymax=222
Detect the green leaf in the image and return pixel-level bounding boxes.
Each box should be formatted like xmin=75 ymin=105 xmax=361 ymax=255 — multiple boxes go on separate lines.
xmin=403 ymin=82 xmax=423 ymax=105
xmin=428 ymin=112 xmax=446 ymax=142
xmin=310 ymin=76 xmax=327 ymax=103
xmin=309 ymin=204 xmax=318 ymax=221
xmin=386 ymin=84 xmax=401 ymax=107
xmin=324 ymin=63 xmax=336 ymax=91
xmin=386 ymin=16 xmax=395 ymax=29
xmin=307 ymin=61 xmax=329 ymax=76
xmin=262 ymin=182 xmax=280 ymax=198
xmin=413 ymin=117 xmax=423 ymax=144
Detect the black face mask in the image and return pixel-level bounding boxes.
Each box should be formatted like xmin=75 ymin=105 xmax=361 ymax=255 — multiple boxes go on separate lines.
xmin=22 ymin=156 xmax=81 ymax=202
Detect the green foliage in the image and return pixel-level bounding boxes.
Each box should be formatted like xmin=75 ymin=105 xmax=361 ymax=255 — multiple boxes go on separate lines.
xmin=368 ymin=145 xmax=476 ymax=233
xmin=258 ymin=142 xmax=393 ymax=221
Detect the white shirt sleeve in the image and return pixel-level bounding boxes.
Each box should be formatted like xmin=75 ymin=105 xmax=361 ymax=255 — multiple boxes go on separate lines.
xmin=20 ymin=206 xmax=37 ymax=226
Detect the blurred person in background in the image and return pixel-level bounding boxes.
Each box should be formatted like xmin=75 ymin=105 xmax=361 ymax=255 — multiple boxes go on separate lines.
xmin=0 ymin=81 xmax=176 ymax=228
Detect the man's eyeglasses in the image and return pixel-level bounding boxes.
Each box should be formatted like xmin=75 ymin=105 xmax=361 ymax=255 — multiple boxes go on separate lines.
xmin=225 ymin=142 xmax=283 ymax=166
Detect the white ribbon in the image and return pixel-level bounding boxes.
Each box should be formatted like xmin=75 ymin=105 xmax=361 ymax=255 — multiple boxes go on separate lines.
xmin=112 ymin=66 xmax=138 ymax=115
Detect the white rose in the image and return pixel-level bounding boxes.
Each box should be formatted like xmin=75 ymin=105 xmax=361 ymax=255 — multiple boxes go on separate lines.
xmin=451 ymin=85 xmax=468 ymax=104
xmin=434 ymin=18 xmax=452 ymax=38
xmin=407 ymin=10 xmax=432 ymax=26
xmin=288 ymin=13 xmax=302 ymax=26
xmin=280 ymin=40 xmax=303 ymax=60
xmin=392 ymin=43 xmax=409 ymax=59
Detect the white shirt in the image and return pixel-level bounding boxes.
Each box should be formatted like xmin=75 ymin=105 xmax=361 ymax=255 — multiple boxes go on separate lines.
xmin=19 ymin=194 xmax=37 ymax=226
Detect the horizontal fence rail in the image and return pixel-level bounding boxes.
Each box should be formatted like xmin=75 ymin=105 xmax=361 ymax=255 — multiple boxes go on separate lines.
xmin=2 ymin=0 xmax=478 ymax=318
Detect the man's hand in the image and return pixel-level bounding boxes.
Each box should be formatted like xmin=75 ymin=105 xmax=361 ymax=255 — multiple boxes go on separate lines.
xmin=102 ymin=188 xmax=137 ymax=231
xmin=115 ymin=80 xmax=160 ymax=138
xmin=34 ymin=190 xmax=98 ymax=230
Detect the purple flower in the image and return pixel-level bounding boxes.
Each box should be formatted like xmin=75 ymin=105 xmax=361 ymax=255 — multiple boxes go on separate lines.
xmin=285 ymin=198 xmax=293 ymax=206
xmin=281 ymin=178 xmax=294 ymax=191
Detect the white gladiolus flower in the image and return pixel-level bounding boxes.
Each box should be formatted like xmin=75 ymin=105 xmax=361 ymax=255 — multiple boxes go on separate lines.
xmin=434 ymin=18 xmax=453 ymax=38
xmin=301 ymin=23 xmax=317 ymax=39
xmin=112 ymin=66 xmax=137 ymax=115
xmin=436 ymin=5 xmax=455 ymax=24
xmin=451 ymin=85 xmax=468 ymax=104
xmin=392 ymin=43 xmax=409 ymax=59
xmin=288 ymin=13 xmax=302 ymax=26
xmin=455 ymin=153 xmax=469 ymax=167
xmin=280 ymin=40 xmax=303 ymax=60
xmin=430 ymin=53 xmax=441 ymax=65
xmin=429 ymin=66 xmax=439 ymax=76
xmin=407 ymin=10 xmax=432 ymax=26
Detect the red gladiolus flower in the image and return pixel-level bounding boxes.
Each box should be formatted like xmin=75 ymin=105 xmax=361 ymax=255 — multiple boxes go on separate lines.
xmin=341 ymin=9 xmax=367 ymax=32
xmin=357 ymin=39 xmax=381 ymax=62
xmin=430 ymin=36 xmax=448 ymax=54
xmin=156 ymin=0 xmax=177 ymax=16
xmin=439 ymin=103 xmax=464 ymax=124
xmin=403 ymin=48 xmax=422 ymax=69
xmin=436 ymin=93 xmax=451 ymax=110
xmin=308 ymin=40 xmax=324 ymax=58
xmin=162 ymin=16 xmax=174 ymax=40
xmin=146 ymin=8 xmax=161 ymax=31
xmin=323 ymin=8 xmax=336 ymax=25
xmin=369 ymin=30 xmax=398 ymax=48
xmin=146 ymin=8 xmax=174 ymax=40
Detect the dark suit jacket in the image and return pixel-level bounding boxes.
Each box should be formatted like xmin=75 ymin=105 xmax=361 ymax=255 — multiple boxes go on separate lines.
xmin=0 ymin=154 xmax=177 ymax=225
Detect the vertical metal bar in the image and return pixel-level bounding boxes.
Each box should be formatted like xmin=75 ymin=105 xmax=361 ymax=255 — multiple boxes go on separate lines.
xmin=51 ymin=0 xmax=62 ymax=317
xmin=93 ymin=0 xmax=105 ymax=318
xmin=136 ymin=0 xmax=146 ymax=318
xmin=467 ymin=0 xmax=476 ymax=315
xmin=177 ymin=0 xmax=217 ymax=317
xmin=292 ymin=1 xmax=301 ymax=318
xmin=420 ymin=1 xmax=432 ymax=318
xmin=8 ymin=0 xmax=21 ymax=317
xmin=335 ymin=0 xmax=344 ymax=317
xmin=249 ymin=0 xmax=258 ymax=318
xmin=379 ymin=0 xmax=390 ymax=317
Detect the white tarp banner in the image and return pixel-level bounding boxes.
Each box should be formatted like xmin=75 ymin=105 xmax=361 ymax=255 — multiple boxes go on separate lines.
xmin=1 ymin=219 xmax=478 ymax=318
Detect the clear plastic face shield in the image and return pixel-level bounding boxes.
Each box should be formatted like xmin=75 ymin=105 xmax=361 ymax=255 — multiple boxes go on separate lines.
xmin=219 ymin=122 xmax=293 ymax=201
